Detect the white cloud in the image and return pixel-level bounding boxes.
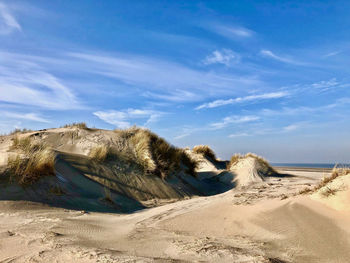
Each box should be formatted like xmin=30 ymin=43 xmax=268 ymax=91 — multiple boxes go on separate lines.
xmin=210 ymin=115 xmax=259 ymax=130
xmin=2 ymin=111 xmax=50 ymax=123
xmin=283 ymin=124 xmax=299 ymax=131
xmin=323 ymin=51 xmax=341 ymax=58
xmin=203 ymin=49 xmax=240 ymax=66
xmin=0 ymin=2 xmax=21 ymax=35
xmin=0 ymin=52 xmax=80 ymax=110
xmin=311 ymin=78 xmax=339 ymax=91
xmin=260 ymin=49 xmax=302 ymax=65
xmin=196 ymin=91 xmax=289 ymax=110
xmin=68 ymin=51 xmax=261 ymax=102
xmin=228 ymin=132 xmax=250 ymax=138
xmin=93 ymin=108 xmax=163 ymax=128
xmin=211 ymin=24 xmax=254 ymax=39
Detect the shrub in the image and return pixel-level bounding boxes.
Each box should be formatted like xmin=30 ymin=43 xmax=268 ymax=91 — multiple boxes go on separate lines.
xmin=192 ymin=145 xmax=217 ymax=160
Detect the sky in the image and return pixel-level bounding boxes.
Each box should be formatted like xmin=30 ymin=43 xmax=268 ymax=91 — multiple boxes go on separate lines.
xmin=1 ymin=0 xmax=350 ymax=163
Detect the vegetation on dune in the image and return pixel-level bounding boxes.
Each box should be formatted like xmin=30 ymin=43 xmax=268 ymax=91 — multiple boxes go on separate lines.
xmin=192 ymin=145 xmax=217 ymax=161
xmin=299 ymin=166 xmax=350 ymax=195
xmin=7 ymin=136 xmax=56 ymax=185
xmin=8 ymin=128 xmax=33 ymax=135
xmin=62 ymin=122 xmax=89 ymax=129
xmin=114 ymin=127 xmax=198 ymax=178
xmin=227 ymin=152 xmax=277 ymax=175
xmin=89 ymin=145 xmax=110 ymax=162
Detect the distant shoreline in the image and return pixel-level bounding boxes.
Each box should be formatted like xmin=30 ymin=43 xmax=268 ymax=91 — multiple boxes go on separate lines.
xmin=274 ymin=166 xmax=333 ymax=173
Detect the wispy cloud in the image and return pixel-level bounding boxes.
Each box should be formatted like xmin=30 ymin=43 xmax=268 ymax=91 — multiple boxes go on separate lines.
xmin=93 ymin=108 xmax=164 ymax=128
xmin=0 ymin=52 xmax=80 ymax=110
xmin=311 ymin=78 xmax=339 ymax=91
xmin=228 ymin=132 xmax=250 ymax=138
xmin=261 ymin=97 xmax=350 ymax=117
xmin=260 ymin=49 xmax=302 ymax=65
xmin=196 ymin=91 xmax=289 ymax=110
xmin=2 ymin=111 xmax=50 ymax=123
xmin=203 ymin=49 xmax=240 ymax=66
xmin=323 ymin=51 xmax=341 ymax=58
xmin=283 ymin=124 xmax=299 ymax=131
xmin=0 ymin=2 xmax=21 ymax=35
xmin=67 ymin=51 xmax=261 ymax=102
xmin=210 ymin=24 xmax=254 ymax=39
xmin=210 ymin=115 xmax=259 ymax=130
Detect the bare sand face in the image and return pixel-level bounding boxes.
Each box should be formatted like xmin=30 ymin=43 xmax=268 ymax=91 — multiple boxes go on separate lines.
xmin=1 ymin=166 xmax=349 ymax=263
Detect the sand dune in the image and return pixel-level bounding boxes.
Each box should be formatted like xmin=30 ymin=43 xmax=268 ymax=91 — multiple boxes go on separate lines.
xmin=0 ymin=126 xmax=349 ymax=262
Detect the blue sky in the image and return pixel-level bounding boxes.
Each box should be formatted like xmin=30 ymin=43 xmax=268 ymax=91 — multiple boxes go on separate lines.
xmin=1 ymin=0 xmax=350 ymax=163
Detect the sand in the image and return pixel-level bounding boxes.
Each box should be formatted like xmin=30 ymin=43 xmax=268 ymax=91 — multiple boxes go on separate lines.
xmin=1 ymin=128 xmax=349 ymax=262
xmin=1 ymin=166 xmax=349 ymax=262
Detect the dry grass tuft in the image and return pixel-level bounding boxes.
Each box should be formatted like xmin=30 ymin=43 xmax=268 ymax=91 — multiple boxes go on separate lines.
xmin=299 ymin=187 xmax=312 ymax=195
xmin=7 ymin=139 xmax=56 ymax=185
xmin=313 ymin=166 xmax=350 ymax=191
xmin=320 ymin=186 xmax=338 ymax=197
xmin=9 ymin=128 xmax=32 ymax=135
xmin=114 ymin=127 xmax=198 ymax=178
xmin=227 ymin=153 xmax=277 ymax=175
xmin=62 ymin=122 xmax=88 ymax=129
xmin=11 ymin=136 xmax=32 ymax=152
xmin=89 ymin=145 xmax=109 ymax=162
xmin=192 ymin=145 xmax=217 ymax=160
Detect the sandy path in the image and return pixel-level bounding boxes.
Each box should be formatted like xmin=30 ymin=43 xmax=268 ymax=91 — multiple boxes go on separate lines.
xmin=1 ymin=169 xmax=349 ymax=262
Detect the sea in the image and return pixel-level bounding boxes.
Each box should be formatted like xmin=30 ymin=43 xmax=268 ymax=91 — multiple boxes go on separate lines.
xmin=271 ymin=163 xmax=349 ymax=169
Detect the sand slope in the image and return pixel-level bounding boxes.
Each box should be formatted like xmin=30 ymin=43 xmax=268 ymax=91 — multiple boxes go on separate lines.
xmin=1 ymin=128 xmax=349 ymax=262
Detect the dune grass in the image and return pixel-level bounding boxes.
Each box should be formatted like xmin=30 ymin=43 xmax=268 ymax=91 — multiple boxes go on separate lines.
xmin=227 ymin=152 xmax=277 ymax=175
xmin=192 ymin=145 xmax=217 ymax=160
xmin=114 ymin=127 xmax=198 ymax=178
xmin=89 ymin=145 xmax=110 ymax=162
xmin=314 ymin=167 xmax=350 ymax=191
xmin=298 ymin=167 xmax=350 ymax=196
xmin=8 ymin=128 xmax=33 ymax=135
xmin=62 ymin=122 xmax=89 ymax=129
xmin=11 ymin=136 xmax=32 ymax=152
xmin=8 ymin=137 xmax=56 ymax=185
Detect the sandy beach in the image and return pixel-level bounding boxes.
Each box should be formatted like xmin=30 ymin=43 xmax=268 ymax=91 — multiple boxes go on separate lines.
xmin=1 ymin=163 xmax=349 ymax=263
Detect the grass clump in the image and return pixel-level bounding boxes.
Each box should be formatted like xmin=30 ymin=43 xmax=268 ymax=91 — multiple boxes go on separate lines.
xmin=9 ymin=128 xmax=32 ymax=135
xmin=7 ymin=139 xmax=56 ymax=185
xmin=227 ymin=152 xmax=277 ymax=175
xmin=192 ymin=145 xmax=217 ymax=160
xmin=11 ymin=136 xmax=32 ymax=152
xmin=314 ymin=166 xmax=350 ymax=191
xmin=114 ymin=127 xmax=198 ymax=178
xmin=62 ymin=122 xmax=88 ymax=129
xmin=89 ymin=145 xmax=110 ymax=162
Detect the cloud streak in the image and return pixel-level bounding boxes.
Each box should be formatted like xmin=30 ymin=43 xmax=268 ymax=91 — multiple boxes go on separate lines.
xmin=67 ymin=51 xmax=261 ymax=102
xmin=196 ymin=91 xmax=289 ymax=110
xmin=210 ymin=115 xmax=259 ymax=130
xmin=93 ymin=108 xmax=164 ymax=128
xmin=260 ymin=49 xmax=303 ymax=65
xmin=203 ymin=49 xmax=240 ymax=66
xmin=0 ymin=2 xmax=21 ymax=34
xmin=2 ymin=111 xmax=50 ymax=123
xmin=0 ymin=52 xmax=80 ymax=110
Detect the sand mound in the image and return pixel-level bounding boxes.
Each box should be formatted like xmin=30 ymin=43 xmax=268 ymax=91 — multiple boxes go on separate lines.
xmin=228 ymin=153 xmax=277 ymax=187
xmin=0 ymin=126 xmax=235 ymax=212
xmin=311 ymin=168 xmax=350 ymax=211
